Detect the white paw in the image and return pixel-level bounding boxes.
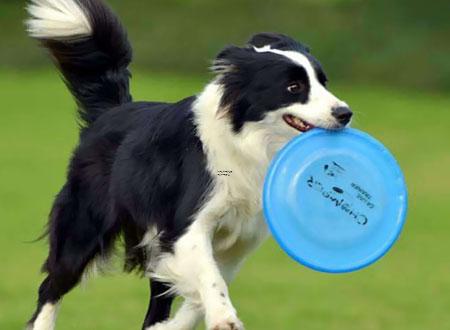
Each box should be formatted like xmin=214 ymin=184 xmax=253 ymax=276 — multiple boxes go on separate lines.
xmin=208 ymin=314 xmax=244 ymax=330
xmin=145 ymin=322 xmax=170 ymax=330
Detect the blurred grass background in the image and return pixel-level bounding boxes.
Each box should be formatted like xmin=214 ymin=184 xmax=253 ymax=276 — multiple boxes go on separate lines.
xmin=0 ymin=0 xmax=449 ymax=329
xmin=1 ymin=0 xmax=449 ymax=91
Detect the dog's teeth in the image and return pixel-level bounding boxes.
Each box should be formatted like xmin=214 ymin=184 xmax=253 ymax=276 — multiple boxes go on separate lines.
xmin=293 ymin=117 xmax=303 ymax=126
xmin=285 ymin=115 xmax=310 ymax=131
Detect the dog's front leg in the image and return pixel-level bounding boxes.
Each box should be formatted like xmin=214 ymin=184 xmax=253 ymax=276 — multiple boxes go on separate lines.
xmin=187 ymin=220 xmax=243 ymax=330
xmin=156 ymin=215 xmax=244 ymax=330
xmin=199 ymin=255 xmax=243 ymax=330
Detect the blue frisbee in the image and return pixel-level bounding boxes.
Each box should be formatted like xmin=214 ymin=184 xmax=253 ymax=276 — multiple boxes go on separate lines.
xmin=263 ymin=128 xmax=407 ymax=273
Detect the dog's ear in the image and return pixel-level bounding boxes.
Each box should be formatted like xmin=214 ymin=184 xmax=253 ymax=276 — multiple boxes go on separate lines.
xmin=247 ymin=32 xmax=288 ymax=48
xmin=247 ymin=32 xmax=310 ymax=53
xmin=211 ymin=46 xmax=257 ymax=120
xmin=211 ymin=45 xmax=255 ymax=74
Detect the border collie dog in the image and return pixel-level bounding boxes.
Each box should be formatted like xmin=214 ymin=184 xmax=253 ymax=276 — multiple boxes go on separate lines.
xmin=26 ymin=0 xmax=352 ymax=329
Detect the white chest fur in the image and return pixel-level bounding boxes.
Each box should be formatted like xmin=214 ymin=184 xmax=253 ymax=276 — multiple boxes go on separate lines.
xmin=213 ymin=208 xmax=268 ymax=260
xmin=192 ymin=82 xmax=278 ymax=260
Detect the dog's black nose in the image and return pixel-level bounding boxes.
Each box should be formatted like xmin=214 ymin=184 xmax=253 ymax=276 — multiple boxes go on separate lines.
xmin=332 ymin=106 xmax=353 ymax=125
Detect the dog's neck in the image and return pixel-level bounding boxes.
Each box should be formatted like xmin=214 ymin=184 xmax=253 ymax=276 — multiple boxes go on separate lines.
xmin=192 ymin=82 xmax=273 ymax=211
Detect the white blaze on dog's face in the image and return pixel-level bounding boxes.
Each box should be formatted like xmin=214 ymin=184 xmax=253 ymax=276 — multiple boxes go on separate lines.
xmin=213 ymin=33 xmax=352 ymax=146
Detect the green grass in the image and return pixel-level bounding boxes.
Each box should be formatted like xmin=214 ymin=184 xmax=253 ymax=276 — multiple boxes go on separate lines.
xmin=0 ymin=70 xmax=450 ymax=330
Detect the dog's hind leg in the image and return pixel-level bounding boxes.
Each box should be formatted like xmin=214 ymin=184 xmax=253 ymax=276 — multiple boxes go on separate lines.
xmin=142 ymin=280 xmax=175 ymax=329
xmin=27 ymin=184 xmax=118 ymax=330
xmin=26 ymin=277 xmax=63 ymax=330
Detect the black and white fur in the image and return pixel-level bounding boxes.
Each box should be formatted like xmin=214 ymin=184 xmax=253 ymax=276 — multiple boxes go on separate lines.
xmin=25 ymin=0 xmax=352 ymax=329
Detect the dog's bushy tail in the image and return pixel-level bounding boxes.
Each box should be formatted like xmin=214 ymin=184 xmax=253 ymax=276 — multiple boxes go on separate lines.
xmin=26 ymin=0 xmax=132 ymax=126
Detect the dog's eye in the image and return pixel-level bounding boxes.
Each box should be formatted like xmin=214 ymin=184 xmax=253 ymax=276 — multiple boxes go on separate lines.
xmin=287 ymin=82 xmax=305 ymax=94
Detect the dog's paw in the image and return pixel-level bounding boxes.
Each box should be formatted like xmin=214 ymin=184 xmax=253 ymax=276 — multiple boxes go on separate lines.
xmin=209 ymin=316 xmax=244 ymax=330
xmin=145 ymin=322 xmax=168 ymax=330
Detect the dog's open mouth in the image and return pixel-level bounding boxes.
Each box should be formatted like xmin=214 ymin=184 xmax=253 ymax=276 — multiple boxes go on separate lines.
xmin=283 ymin=114 xmax=314 ymax=132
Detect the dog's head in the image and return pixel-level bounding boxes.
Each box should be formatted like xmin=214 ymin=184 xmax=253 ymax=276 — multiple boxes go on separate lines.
xmin=212 ymin=33 xmax=352 ymax=138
